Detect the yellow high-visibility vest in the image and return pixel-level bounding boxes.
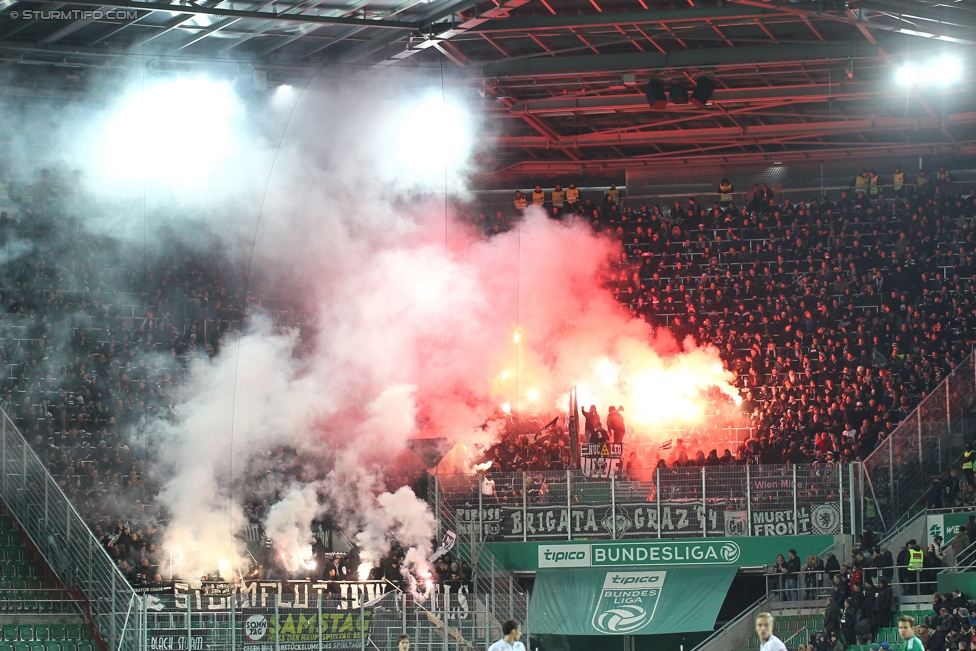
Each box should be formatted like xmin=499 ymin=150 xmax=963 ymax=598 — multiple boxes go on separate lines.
xmin=551 ymin=190 xmax=565 ymax=208
xmin=531 ymin=191 xmax=546 ymax=205
xmin=720 ymin=182 xmax=734 ymax=203
xmin=607 ymin=187 xmax=620 ymax=203
xmin=962 ymin=450 xmax=975 ymax=470
xmin=566 ymin=188 xmax=580 ymax=204
xmin=869 ymin=175 xmax=879 ymax=197
xmin=514 ymin=195 xmax=527 ymax=211
xmin=907 ymin=548 xmax=924 ymax=571
xmin=893 ymin=172 xmax=904 ymax=191
xmin=855 ymin=175 xmax=870 ymax=191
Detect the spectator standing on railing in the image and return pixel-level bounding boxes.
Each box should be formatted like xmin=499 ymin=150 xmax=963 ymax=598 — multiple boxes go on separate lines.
xmin=606 ymin=406 xmax=625 ymax=444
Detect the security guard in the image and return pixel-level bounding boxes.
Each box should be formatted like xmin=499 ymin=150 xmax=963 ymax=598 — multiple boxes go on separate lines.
xmin=868 ymin=170 xmax=880 ymax=199
xmin=551 ymin=184 xmax=565 ymax=210
xmin=513 ymin=190 xmax=527 ymax=212
xmin=906 ymin=542 xmax=924 ymax=594
xmin=531 ymin=185 xmax=546 ymax=207
xmin=854 ymin=170 xmax=871 ymax=195
xmin=565 ymin=183 xmax=580 ymax=211
xmin=719 ymin=177 xmax=734 ymax=206
xmin=892 ymin=166 xmax=905 ymax=198
xmin=606 ymin=183 xmax=620 ymax=204
xmin=963 ymin=442 xmax=975 ymax=485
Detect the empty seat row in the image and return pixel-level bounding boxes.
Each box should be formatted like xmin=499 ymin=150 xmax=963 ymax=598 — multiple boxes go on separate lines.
xmin=0 ymin=642 xmax=94 ymax=651
xmin=1 ymin=625 xmax=87 ymax=642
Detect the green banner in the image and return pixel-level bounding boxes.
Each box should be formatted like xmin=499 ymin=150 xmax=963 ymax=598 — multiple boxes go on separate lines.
xmin=529 ymin=566 xmax=737 ymax=635
xmin=481 ymin=535 xmax=836 ymax=571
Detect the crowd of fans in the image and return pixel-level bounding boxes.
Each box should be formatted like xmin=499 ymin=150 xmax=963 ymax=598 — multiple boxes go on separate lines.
xmin=765 ymin=519 xmax=976 ymax=650
xmin=0 ymin=162 xmax=973 ymax=589
xmin=463 ymin=166 xmax=975 ymax=475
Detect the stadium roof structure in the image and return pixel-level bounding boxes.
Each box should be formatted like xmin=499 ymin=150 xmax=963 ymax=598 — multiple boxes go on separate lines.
xmin=1 ymin=0 xmax=975 ymax=179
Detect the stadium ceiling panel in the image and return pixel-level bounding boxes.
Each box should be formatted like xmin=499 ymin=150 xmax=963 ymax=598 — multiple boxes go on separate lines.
xmin=1 ymin=0 xmax=973 ymax=179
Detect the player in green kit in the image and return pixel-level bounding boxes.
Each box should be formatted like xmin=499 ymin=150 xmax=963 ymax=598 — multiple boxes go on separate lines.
xmin=897 ymin=615 xmax=923 ymax=651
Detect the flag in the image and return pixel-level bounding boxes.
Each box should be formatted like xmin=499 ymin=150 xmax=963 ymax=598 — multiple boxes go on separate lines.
xmin=406 ymin=438 xmax=456 ymax=468
xmin=568 ymin=388 xmax=580 ymax=469
xmin=533 ymin=417 xmax=559 ymax=442
xmin=429 ymin=530 xmax=457 ymax=562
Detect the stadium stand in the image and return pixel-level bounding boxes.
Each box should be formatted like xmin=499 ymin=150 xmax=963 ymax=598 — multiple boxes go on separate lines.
xmin=0 ymin=164 xmax=974 ymax=588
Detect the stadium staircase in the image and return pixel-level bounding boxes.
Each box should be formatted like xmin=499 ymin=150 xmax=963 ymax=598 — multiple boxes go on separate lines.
xmin=428 ymin=485 xmax=530 ymax=650
xmin=0 ymin=510 xmax=98 ymax=651
xmin=0 ymin=403 xmax=136 ymax=651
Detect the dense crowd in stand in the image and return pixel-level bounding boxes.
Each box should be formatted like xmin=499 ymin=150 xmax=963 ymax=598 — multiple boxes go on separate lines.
xmin=464 ymin=167 xmax=976 ymax=475
xmin=0 ymin=163 xmax=973 ymax=589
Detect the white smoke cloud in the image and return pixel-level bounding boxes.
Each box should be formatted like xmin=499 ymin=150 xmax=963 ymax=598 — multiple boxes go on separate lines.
xmin=0 ymin=65 xmax=741 ymax=594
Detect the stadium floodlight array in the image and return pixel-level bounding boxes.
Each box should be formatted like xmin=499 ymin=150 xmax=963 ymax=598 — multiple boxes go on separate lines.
xmin=896 ymin=55 xmax=964 ymax=86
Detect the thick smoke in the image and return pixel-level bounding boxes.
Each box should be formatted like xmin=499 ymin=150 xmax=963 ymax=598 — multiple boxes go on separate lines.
xmin=1 ymin=66 xmax=741 ymax=591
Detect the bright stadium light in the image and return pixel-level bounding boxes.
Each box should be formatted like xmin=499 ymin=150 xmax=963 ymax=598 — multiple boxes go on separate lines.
xmin=942 ymin=56 xmax=964 ymax=83
xmin=394 ymin=93 xmax=471 ymax=180
xmin=896 ymin=55 xmax=964 ymax=86
xmin=99 ymin=77 xmax=239 ymax=188
xmin=896 ymin=64 xmax=918 ymax=85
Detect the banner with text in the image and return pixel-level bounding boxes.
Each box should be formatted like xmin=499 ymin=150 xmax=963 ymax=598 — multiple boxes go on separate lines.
xmin=452 ymin=501 xmax=843 ymax=540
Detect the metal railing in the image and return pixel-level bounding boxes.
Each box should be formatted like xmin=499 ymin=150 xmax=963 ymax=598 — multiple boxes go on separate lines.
xmin=133 ymin=580 xmax=511 ymax=651
xmin=435 ymin=464 xmax=858 ymax=542
xmin=430 ymin=489 xmax=530 ymax=650
xmin=765 ymin=567 xmax=937 ymax=603
xmin=0 ymin=404 xmax=135 ymax=651
xmin=862 ymin=353 xmax=976 ymax=533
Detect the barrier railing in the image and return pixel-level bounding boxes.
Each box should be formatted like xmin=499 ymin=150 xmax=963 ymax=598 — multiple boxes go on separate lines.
xmin=861 ymin=352 xmax=976 ymax=533
xmin=430 ymin=488 xmax=530 ymax=650
xmin=0 ymin=404 xmax=135 ymax=651
xmin=135 ymin=581 xmax=515 ymax=651
xmin=435 ymin=464 xmax=858 ymax=542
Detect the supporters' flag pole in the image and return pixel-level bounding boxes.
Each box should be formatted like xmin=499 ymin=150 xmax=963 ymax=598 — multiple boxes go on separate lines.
xmin=658 ymin=438 xmax=673 ymax=452
xmin=568 ymin=387 xmax=580 ymax=469
xmin=532 ymin=416 xmax=559 ymax=442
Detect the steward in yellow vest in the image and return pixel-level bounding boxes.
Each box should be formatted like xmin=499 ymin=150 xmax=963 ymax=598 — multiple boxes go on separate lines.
xmin=565 ymin=184 xmax=579 ymax=208
xmin=531 ymin=185 xmax=546 ymax=206
xmin=551 ymin=184 xmax=565 ymax=209
xmin=719 ymin=178 xmax=734 ymax=205
xmin=513 ymin=191 xmax=527 ymax=212
xmin=893 ymin=167 xmax=905 ymax=196
xmin=606 ymin=184 xmax=620 ymax=204
xmin=907 ymin=547 xmax=924 ymax=571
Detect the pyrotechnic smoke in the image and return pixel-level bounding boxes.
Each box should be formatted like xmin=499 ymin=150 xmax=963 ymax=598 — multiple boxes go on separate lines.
xmin=0 ymin=66 xmax=741 ymax=592
xmin=264 ymin=483 xmax=324 ymax=573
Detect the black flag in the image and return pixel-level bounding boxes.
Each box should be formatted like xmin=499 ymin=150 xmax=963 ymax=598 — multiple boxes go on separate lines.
xmin=406 ymin=438 xmax=455 ymax=468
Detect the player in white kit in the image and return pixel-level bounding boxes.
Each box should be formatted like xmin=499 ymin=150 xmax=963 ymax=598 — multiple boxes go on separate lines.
xmin=488 ymin=621 xmax=525 ymax=651
xmin=755 ymin=612 xmax=786 ymax=651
